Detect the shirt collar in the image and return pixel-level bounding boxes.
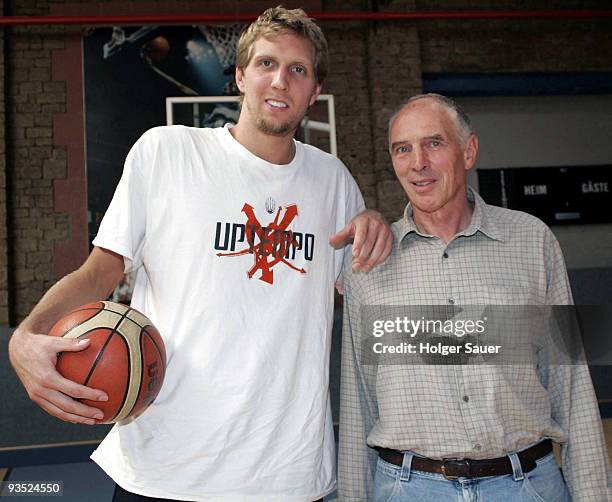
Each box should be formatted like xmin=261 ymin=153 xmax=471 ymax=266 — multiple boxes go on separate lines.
xmin=396 ymin=187 xmax=505 ymax=248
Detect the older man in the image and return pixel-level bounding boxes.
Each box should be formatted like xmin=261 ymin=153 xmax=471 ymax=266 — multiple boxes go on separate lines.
xmin=338 ymin=94 xmax=609 ymax=501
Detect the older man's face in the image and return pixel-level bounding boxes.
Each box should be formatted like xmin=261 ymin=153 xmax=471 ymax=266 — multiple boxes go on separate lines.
xmin=389 ymin=99 xmax=477 ymax=216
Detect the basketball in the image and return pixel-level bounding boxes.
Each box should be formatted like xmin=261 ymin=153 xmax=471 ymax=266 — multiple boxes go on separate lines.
xmin=146 ymin=35 xmax=170 ymax=62
xmin=49 ymin=301 xmax=166 ymax=424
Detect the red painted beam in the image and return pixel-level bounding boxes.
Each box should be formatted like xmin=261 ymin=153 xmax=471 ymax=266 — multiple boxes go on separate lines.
xmin=0 ymin=10 xmax=610 ymax=26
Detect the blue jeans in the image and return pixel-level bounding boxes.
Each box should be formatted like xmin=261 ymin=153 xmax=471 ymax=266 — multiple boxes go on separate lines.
xmin=372 ymin=451 xmax=572 ymax=502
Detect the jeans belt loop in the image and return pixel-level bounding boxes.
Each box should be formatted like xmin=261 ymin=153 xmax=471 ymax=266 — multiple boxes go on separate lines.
xmin=508 ymin=452 xmax=525 ymax=481
xmin=400 ymin=452 xmax=414 ymax=482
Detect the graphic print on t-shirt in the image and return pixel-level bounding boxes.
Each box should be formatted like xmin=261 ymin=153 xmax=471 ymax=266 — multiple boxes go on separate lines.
xmin=214 ymin=201 xmax=315 ymax=285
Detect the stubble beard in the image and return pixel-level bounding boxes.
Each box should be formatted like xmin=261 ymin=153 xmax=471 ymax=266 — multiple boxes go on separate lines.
xmin=255 ymin=116 xmax=297 ymax=136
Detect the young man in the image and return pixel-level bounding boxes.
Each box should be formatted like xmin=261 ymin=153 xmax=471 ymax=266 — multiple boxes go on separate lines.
xmin=9 ymin=8 xmax=392 ymax=501
xmin=338 ymin=94 xmax=610 ymax=501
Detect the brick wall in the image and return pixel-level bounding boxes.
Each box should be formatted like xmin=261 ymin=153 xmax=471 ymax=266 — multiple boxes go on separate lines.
xmin=326 ymin=22 xmax=377 ymax=208
xmin=325 ymin=0 xmax=422 ymax=216
xmin=366 ymin=16 xmax=421 ymax=219
xmin=2 ymin=0 xmax=612 ymax=323
xmin=6 ymin=7 xmax=69 ymax=321
xmin=418 ymin=16 xmax=612 ymax=72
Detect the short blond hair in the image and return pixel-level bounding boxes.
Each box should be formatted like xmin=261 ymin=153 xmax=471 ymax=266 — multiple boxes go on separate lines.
xmin=235 ymin=6 xmax=329 ymax=85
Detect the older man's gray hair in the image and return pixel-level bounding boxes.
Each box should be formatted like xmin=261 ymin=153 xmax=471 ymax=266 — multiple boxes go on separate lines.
xmin=388 ymin=93 xmax=474 ymax=151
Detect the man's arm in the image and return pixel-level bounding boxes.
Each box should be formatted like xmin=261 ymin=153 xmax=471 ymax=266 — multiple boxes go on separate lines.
xmin=8 ymin=247 xmax=125 ymax=425
xmin=547 ymin=363 xmax=611 ymax=501
xmin=330 ymin=209 xmax=393 ymax=273
xmin=542 ymin=228 xmax=611 ymax=500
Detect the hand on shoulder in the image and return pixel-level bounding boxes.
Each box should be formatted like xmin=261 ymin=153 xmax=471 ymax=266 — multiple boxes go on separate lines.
xmin=330 ymin=209 xmax=393 ymax=272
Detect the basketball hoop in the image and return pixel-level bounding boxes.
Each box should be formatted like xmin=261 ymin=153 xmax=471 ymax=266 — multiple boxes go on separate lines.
xmin=197 ymin=24 xmax=245 ymax=71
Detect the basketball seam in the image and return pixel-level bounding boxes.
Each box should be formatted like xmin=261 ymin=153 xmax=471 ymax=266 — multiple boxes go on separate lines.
xmin=107 ymin=334 xmax=131 ymax=423
xmin=56 ymin=304 xmax=104 ymax=336
xmin=108 ymin=307 xmax=136 ymax=422
xmin=57 ymin=326 xmax=114 ymax=371
xmin=143 ymin=327 xmax=166 ymax=371
xmin=82 ymin=305 xmax=132 ymax=385
xmin=134 ymin=331 xmax=146 ymax=410
xmin=80 ymin=306 xmax=134 ymax=422
xmin=82 ymin=330 xmax=116 ymax=388
xmin=101 ymin=301 xmax=131 ymax=316
xmin=101 ymin=300 xmax=151 ymax=330
xmin=135 ymin=329 xmax=166 ymax=408
xmin=122 ymin=316 xmax=148 ymax=330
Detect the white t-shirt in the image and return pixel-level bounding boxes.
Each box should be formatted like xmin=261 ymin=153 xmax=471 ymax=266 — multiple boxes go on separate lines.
xmin=91 ymin=125 xmax=364 ymax=501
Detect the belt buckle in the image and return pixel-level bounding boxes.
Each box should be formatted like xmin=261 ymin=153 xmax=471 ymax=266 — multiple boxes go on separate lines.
xmin=441 ymin=458 xmax=470 ymax=480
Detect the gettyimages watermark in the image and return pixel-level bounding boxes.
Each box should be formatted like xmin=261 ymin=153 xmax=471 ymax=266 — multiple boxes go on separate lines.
xmin=360 ymin=305 xmax=612 ymax=366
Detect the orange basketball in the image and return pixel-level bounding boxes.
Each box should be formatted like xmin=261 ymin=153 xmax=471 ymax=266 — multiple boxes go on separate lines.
xmin=49 ymin=301 xmax=166 ymax=424
xmin=147 ymin=35 xmax=170 ymax=62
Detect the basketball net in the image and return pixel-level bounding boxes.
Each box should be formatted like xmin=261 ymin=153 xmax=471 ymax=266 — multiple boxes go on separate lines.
xmin=197 ymin=24 xmax=245 ymax=71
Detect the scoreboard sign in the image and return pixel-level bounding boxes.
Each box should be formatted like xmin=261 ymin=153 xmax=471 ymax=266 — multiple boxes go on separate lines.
xmin=477 ymin=165 xmax=612 ymax=225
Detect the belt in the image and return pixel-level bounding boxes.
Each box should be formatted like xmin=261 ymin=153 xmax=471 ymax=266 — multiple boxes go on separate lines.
xmin=377 ymin=439 xmax=552 ymax=480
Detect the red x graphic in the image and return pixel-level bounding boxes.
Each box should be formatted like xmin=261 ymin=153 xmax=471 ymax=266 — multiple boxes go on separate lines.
xmin=217 ymin=203 xmax=306 ymax=284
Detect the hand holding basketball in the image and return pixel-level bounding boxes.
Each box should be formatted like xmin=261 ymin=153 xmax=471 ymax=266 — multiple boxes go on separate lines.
xmin=48 ymin=301 xmax=167 ymax=424
xmin=8 ymin=327 xmax=109 ymax=425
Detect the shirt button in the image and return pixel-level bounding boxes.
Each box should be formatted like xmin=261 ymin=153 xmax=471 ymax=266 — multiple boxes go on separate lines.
xmin=462 ymin=395 xmax=469 ymax=403
xmin=443 ymin=252 xmax=449 ymax=259
xmin=473 ymin=444 xmax=482 ymax=451
xmin=448 ymin=298 xmax=455 ymax=305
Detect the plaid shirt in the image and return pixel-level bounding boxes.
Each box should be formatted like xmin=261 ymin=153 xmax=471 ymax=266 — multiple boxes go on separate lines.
xmin=338 ymin=189 xmax=610 ymax=502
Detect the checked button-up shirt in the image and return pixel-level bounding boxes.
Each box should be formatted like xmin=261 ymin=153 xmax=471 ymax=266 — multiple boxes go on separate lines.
xmin=338 ymin=189 xmax=610 ymax=502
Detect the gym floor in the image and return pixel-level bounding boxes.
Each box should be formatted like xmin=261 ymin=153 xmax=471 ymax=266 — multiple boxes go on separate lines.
xmin=1 ymin=420 xmax=610 ymax=501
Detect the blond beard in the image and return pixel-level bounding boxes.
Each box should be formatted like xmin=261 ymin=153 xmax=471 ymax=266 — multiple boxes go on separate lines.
xmin=255 ymin=116 xmax=298 ymax=136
